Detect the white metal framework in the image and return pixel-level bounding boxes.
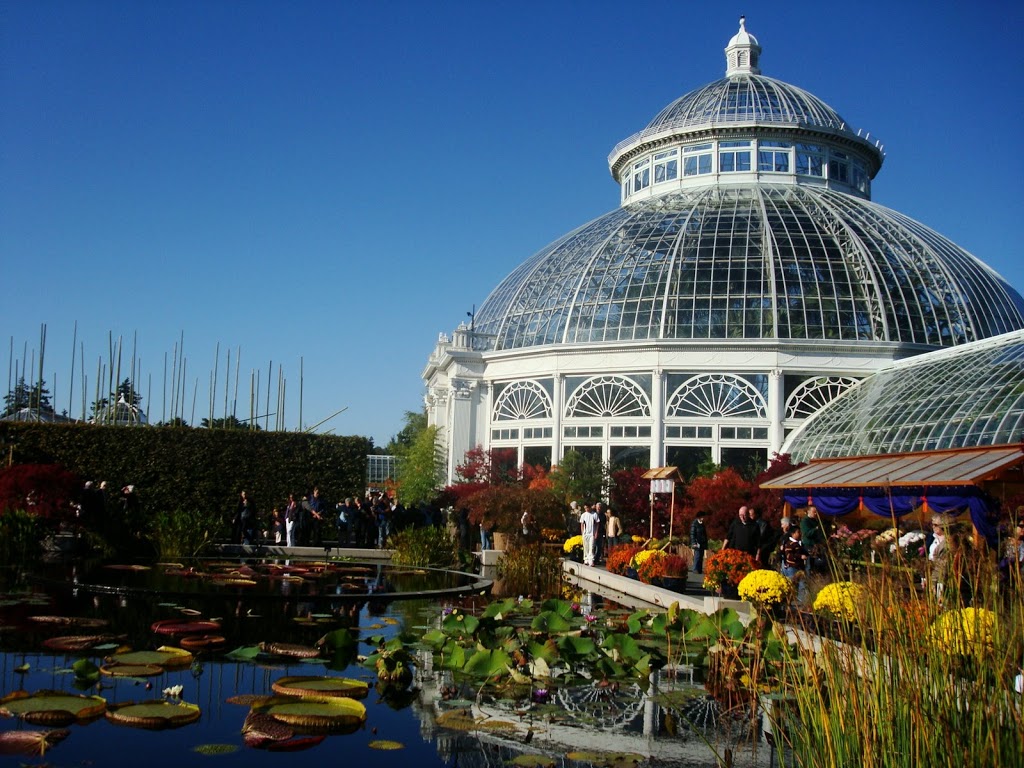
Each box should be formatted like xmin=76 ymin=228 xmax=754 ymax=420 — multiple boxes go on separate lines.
xmin=423 ymin=20 xmax=1024 ymax=483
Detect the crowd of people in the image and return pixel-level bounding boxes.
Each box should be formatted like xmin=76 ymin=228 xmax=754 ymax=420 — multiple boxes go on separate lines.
xmin=229 ymin=488 xmax=445 ymax=549
xmin=563 ymin=500 xmax=623 ymax=567
xmin=711 ymin=502 xmax=1024 ymax=604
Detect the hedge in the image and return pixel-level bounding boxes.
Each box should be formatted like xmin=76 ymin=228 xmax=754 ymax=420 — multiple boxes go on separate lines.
xmin=0 ymin=422 xmax=371 ymax=535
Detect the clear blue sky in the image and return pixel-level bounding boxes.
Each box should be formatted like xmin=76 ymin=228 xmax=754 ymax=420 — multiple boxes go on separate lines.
xmin=2 ymin=1 xmax=1022 ymax=445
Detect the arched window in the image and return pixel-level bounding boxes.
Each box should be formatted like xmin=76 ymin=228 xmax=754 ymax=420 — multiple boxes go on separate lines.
xmin=492 ymin=380 xmax=552 ymax=421
xmin=785 ymin=376 xmax=860 ymax=420
xmin=565 ymin=376 xmax=650 ymax=418
xmin=667 ymin=374 xmax=767 ymax=418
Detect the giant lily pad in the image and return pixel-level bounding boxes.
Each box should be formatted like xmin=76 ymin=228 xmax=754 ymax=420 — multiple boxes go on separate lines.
xmin=0 ymin=729 xmax=70 ymax=756
xmin=179 ymin=634 xmax=226 ymax=651
xmin=250 ymin=695 xmax=366 ymax=731
xmin=43 ymin=634 xmax=119 ymax=652
xmin=107 ymin=647 xmax=193 ymax=669
xmin=0 ymin=690 xmax=107 ymax=725
xmin=258 ymin=642 xmax=320 ymax=659
xmin=99 ymin=662 xmax=165 ymax=677
xmin=105 ymin=700 xmax=201 ymax=729
xmin=271 ymin=675 xmax=369 ymax=700
xmin=28 ymin=615 xmax=108 ymax=629
xmin=151 ymin=619 xmax=221 ymax=636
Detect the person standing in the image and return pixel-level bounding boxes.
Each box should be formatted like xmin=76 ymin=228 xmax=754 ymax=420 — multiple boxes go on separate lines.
xmin=284 ymin=493 xmax=299 ymax=547
xmin=308 ymin=488 xmax=326 ymax=547
xmin=723 ymin=506 xmax=760 ymax=559
xmin=606 ymin=508 xmax=623 ymax=548
xmin=780 ymin=527 xmax=808 ymax=602
xmin=239 ymin=495 xmax=257 ymax=545
xmin=336 ymin=497 xmax=354 ymax=546
xmin=751 ymin=508 xmax=778 ymax=567
xmin=690 ymin=513 xmax=709 ymax=574
xmin=580 ymin=503 xmax=600 ymax=567
xmin=800 ymin=506 xmax=828 ymax=573
xmin=594 ymin=502 xmax=608 ymax=564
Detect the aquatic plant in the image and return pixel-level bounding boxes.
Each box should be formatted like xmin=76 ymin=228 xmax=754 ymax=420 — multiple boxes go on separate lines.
xmin=760 ymin=560 xmax=1023 ymax=767
xmin=390 ymin=525 xmax=457 ymax=567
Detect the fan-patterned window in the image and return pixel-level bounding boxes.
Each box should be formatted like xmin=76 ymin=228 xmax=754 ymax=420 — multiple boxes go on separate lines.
xmin=492 ymin=381 xmax=552 ymax=421
xmin=667 ymin=374 xmax=767 ymax=418
xmin=785 ymin=376 xmax=860 ymax=420
xmin=565 ymin=376 xmax=650 ymax=418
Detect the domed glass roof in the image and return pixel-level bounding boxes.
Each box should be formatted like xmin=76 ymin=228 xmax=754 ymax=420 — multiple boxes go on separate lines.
xmin=784 ymin=330 xmax=1024 ymax=460
xmin=474 ymin=185 xmax=1024 ymax=349
xmin=644 ymin=75 xmax=851 ymax=135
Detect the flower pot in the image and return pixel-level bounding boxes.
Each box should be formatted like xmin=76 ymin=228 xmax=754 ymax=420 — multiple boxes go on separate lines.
xmin=657 ymin=576 xmax=686 ymax=593
xmin=492 ymin=532 xmax=510 ymax=551
xmin=720 ymin=583 xmax=740 ymax=600
xmin=624 ymin=567 xmax=639 ymax=580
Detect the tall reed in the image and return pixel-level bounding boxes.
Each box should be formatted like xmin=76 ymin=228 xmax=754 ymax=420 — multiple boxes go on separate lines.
xmin=764 ymin=556 xmax=1023 ymax=767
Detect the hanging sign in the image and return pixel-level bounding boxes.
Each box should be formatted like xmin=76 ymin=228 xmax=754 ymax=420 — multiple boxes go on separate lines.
xmin=650 ymin=478 xmax=674 ymax=494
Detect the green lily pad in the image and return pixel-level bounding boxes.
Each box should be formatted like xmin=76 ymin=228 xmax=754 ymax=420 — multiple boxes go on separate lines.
xmin=100 ymin=662 xmax=165 ymax=677
xmin=106 ymin=700 xmax=201 ymax=729
xmin=192 ymin=743 xmax=238 ymax=755
xmin=510 ymin=756 xmax=556 ymax=768
xmin=107 ymin=647 xmax=193 ymax=669
xmin=271 ymin=675 xmax=369 ymax=700
xmin=0 ymin=690 xmax=107 ymax=725
xmin=251 ymin=695 xmax=366 ymax=731
xmin=368 ymin=739 xmax=405 ymax=750
xmin=72 ymin=658 xmax=100 ymax=684
xmin=225 ymin=645 xmax=261 ymax=661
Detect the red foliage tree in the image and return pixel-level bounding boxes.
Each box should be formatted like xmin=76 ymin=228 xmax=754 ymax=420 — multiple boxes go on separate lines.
xmin=610 ymin=466 xmax=686 ymax=539
xmin=464 ymin=484 xmax=563 ymax=537
xmin=680 ymin=467 xmax=755 ymax=539
xmin=455 ymin=446 xmax=519 ymax=485
xmin=0 ymin=463 xmax=81 ymax=525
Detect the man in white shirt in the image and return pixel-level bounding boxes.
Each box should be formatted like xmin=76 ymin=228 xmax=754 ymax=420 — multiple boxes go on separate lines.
xmin=580 ymin=504 xmax=600 ymax=567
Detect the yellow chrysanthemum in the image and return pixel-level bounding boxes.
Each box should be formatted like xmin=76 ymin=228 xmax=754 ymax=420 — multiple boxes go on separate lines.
xmin=928 ymin=608 xmax=996 ymax=656
xmin=738 ymin=569 xmax=793 ymax=607
xmin=563 ymin=535 xmax=584 ymax=554
xmin=812 ymin=581 xmax=865 ymax=621
xmin=632 ymin=549 xmax=665 ymax=569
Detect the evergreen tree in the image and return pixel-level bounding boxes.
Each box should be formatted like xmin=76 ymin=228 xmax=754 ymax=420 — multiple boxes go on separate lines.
xmin=90 ymin=378 xmax=144 ymax=419
xmin=200 ymin=415 xmax=260 ymax=430
xmin=2 ymin=376 xmax=53 ymax=417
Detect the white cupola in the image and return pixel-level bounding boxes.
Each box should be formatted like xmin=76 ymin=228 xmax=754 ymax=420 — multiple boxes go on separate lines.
xmin=725 ymin=16 xmax=761 ymax=77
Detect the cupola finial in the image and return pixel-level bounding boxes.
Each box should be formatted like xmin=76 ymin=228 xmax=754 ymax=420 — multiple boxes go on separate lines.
xmin=725 ymin=16 xmax=761 ymax=77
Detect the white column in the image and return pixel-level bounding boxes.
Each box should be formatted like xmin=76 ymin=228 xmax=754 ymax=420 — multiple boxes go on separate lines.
xmin=650 ymin=368 xmax=665 ymax=468
xmin=768 ymin=368 xmax=784 ymax=457
xmin=552 ymin=374 xmax=564 ymax=465
xmin=449 ymin=380 xmax=475 ymax=484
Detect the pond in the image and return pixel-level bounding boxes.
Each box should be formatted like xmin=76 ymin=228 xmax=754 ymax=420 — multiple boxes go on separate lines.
xmin=0 ymin=557 xmax=777 ymax=767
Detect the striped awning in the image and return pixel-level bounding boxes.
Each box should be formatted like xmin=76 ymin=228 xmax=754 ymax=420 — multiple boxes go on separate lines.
xmin=760 ymin=445 xmax=1024 ymax=490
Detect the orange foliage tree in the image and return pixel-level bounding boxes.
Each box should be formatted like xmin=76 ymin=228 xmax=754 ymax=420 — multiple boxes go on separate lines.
xmin=680 ymin=467 xmax=755 ymax=539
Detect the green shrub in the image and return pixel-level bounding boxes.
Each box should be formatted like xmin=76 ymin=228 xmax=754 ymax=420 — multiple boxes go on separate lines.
xmin=149 ymin=507 xmax=211 ymax=561
xmin=497 ymin=543 xmax=562 ymax=598
xmin=390 ymin=525 xmax=457 ymax=568
xmin=0 ymin=509 xmax=41 ymax=562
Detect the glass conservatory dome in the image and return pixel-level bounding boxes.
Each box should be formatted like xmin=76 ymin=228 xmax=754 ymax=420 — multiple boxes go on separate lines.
xmin=474 ymin=19 xmax=1024 ymax=351
xmin=783 ymin=329 xmax=1024 ymax=461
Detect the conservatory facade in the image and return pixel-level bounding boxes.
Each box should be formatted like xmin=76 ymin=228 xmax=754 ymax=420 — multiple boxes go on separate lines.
xmin=423 ymin=19 xmax=1024 ymax=484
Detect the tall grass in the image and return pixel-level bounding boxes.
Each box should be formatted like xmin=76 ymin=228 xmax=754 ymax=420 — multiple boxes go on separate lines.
xmin=764 ymin=556 xmax=1023 ymax=767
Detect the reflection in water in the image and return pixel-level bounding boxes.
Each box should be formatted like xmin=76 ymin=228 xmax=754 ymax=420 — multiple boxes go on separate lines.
xmin=0 ymin=567 xmax=774 ymax=767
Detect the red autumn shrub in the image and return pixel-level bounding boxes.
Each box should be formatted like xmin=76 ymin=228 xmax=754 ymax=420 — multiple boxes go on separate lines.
xmin=0 ymin=463 xmax=81 ymax=524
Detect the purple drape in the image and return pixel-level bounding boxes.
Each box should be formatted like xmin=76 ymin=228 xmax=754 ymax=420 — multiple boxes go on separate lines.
xmin=783 ymin=487 xmax=998 ymax=547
